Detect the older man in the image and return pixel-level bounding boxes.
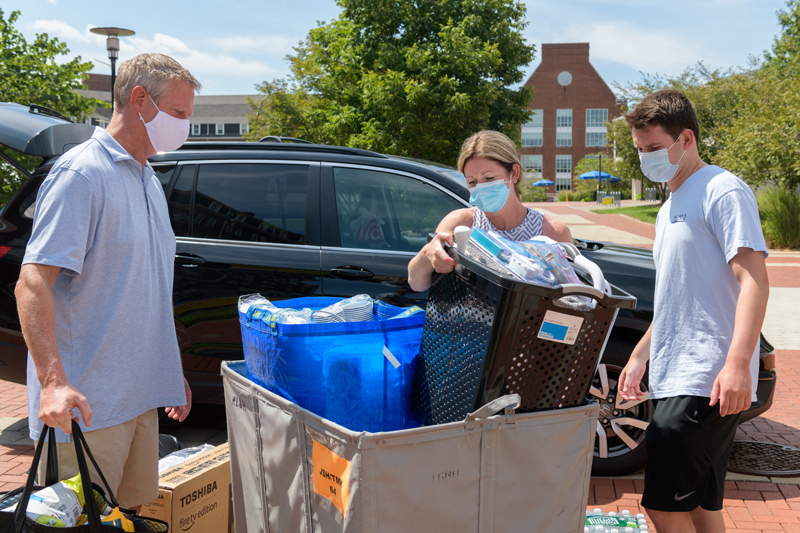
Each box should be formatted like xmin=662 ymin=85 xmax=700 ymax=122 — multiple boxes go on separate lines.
xmin=16 ymin=53 xmax=201 ymax=509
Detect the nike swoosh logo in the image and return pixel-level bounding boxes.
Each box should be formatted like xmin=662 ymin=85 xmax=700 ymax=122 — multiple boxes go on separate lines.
xmin=674 ymin=491 xmax=696 ymax=501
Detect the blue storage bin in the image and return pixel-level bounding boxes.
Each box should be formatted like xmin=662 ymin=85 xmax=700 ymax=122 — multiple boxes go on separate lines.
xmin=239 ymin=296 xmax=424 ymax=432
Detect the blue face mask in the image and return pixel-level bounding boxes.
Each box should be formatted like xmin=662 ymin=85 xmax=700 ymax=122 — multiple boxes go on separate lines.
xmin=469 ymin=180 xmax=511 ymax=213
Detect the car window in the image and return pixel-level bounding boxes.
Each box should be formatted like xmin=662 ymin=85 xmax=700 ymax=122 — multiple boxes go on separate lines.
xmin=181 ymin=163 xmax=309 ymax=244
xmin=152 ymin=164 xmax=176 ymax=192
xmin=168 ymin=164 xmax=194 ymax=237
xmin=333 ymin=167 xmax=463 ymax=252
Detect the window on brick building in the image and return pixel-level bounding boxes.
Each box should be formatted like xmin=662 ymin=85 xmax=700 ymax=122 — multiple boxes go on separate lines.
xmin=586 ymin=108 xmax=608 ymax=128
xmin=586 ymin=132 xmax=607 ymax=147
xmin=522 ymin=132 xmax=543 ymax=146
xmin=555 ymin=155 xmax=572 ymax=191
xmin=556 ymin=132 xmax=572 ymax=147
xmin=521 ymin=110 xmax=543 ymax=146
xmin=585 ymin=108 xmax=608 ymax=147
xmin=521 ymin=155 xmax=543 ymax=180
xmin=556 ymin=109 xmax=572 ymax=128
xmin=524 ymin=110 xmax=543 ymax=128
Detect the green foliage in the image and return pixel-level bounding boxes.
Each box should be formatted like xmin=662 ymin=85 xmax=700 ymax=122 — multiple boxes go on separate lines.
xmin=0 ymin=9 xmax=106 ymax=204
xmin=612 ymin=0 xmax=800 ymax=193
xmin=520 ymin=181 xmax=547 ymax=202
xmin=712 ymin=0 xmax=800 ymax=190
xmin=557 ymin=190 xmax=582 ymax=202
xmin=757 ymin=187 xmax=800 ymax=249
xmin=245 ymin=80 xmax=335 ymax=144
xmin=766 ymin=0 xmax=800 ymax=77
xmin=0 ymin=10 xmax=103 ymax=119
xmin=573 ymin=152 xmax=628 ymax=197
xmin=249 ymin=0 xmax=535 ymax=165
xmin=572 ymin=179 xmax=596 ymax=201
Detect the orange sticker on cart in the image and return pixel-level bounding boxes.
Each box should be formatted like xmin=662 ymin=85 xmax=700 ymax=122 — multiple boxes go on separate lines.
xmin=312 ymin=440 xmax=352 ymax=517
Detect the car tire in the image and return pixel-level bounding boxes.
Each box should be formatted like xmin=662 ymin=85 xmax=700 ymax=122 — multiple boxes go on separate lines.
xmin=589 ymin=337 xmax=652 ymax=476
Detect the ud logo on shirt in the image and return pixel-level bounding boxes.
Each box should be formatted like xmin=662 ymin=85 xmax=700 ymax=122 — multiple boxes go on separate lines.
xmin=671 ymin=214 xmax=687 ymax=223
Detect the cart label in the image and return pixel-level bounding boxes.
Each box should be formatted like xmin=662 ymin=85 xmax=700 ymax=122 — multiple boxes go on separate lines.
xmin=312 ymin=441 xmax=352 ymax=518
xmin=538 ymin=311 xmax=583 ymax=345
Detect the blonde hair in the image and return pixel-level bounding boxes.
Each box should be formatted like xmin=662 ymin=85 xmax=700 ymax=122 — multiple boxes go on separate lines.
xmin=457 ymin=130 xmax=525 ymax=198
xmin=114 ymin=53 xmax=201 ymax=108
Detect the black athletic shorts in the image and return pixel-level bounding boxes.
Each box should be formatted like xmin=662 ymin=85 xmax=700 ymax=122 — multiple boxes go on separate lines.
xmin=641 ymin=395 xmax=741 ymax=512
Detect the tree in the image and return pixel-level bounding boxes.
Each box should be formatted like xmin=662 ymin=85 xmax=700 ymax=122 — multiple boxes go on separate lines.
xmin=610 ymin=63 xmax=762 ymax=201
xmin=713 ymin=0 xmax=800 ymax=190
xmin=0 ymin=10 xmax=103 ymax=120
xmin=766 ymin=0 xmax=800 ymax=77
xmin=245 ymin=80 xmax=334 ymax=143
xmin=249 ymin=0 xmax=535 ymax=165
xmin=610 ymin=0 xmax=800 ymax=193
xmin=0 ymin=9 xmax=106 ymax=203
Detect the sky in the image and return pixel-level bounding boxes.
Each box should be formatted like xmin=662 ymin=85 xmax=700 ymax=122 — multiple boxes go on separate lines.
xmin=3 ymin=0 xmax=790 ymax=96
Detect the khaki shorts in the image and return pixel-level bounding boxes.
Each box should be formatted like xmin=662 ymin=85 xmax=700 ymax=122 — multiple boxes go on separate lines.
xmin=36 ymin=409 xmax=159 ymax=508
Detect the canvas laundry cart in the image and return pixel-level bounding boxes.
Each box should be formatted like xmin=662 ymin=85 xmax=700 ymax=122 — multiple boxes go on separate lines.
xmin=222 ymin=361 xmax=599 ymax=533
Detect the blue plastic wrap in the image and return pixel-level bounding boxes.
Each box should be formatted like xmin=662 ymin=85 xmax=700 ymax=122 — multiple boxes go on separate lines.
xmin=239 ymin=296 xmax=424 ymax=433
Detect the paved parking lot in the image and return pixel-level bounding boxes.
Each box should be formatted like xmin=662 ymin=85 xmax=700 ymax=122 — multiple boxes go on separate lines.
xmin=1 ymin=200 xmax=798 ymax=531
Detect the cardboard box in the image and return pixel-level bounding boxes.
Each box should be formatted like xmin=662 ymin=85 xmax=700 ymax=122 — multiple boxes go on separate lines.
xmin=141 ymin=443 xmax=233 ymax=533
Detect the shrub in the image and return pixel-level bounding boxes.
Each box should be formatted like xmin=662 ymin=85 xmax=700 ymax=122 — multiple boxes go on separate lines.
xmin=757 ymin=187 xmax=800 ymax=249
xmin=520 ymin=184 xmax=548 ymax=202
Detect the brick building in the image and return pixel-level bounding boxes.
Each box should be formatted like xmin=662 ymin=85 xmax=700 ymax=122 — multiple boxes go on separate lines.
xmin=76 ymin=73 xmax=261 ymax=141
xmin=519 ymin=43 xmax=623 ymax=192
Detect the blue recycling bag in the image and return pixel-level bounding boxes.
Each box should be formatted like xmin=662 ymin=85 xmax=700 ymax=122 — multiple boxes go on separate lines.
xmin=239 ymin=296 xmax=424 ymax=432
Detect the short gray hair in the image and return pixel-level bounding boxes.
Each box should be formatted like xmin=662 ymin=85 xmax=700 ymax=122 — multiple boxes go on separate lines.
xmin=114 ymin=53 xmax=201 ymax=108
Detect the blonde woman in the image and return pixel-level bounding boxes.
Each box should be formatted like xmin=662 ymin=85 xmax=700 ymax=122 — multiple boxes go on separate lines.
xmin=408 ymin=130 xmax=571 ymax=292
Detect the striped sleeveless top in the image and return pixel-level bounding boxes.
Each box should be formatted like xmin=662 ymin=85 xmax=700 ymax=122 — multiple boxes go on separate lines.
xmin=472 ymin=207 xmax=544 ymax=241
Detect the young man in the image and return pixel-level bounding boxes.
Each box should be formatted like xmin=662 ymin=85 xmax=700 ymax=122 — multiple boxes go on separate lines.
xmin=16 ymin=53 xmax=201 ymax=509
xmin=618 ymin=89 xmax=769 ymax=533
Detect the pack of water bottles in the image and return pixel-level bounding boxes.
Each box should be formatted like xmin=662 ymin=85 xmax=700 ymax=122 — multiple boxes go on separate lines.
xmin=584 ymin=508 xmax=650 ymax=532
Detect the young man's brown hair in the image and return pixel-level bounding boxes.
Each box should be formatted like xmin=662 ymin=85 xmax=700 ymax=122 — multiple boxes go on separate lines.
xmin=625 ymin=89 xmax=700 ymax=142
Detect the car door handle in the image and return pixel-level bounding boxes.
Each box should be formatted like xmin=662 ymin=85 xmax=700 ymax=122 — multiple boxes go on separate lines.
xmin=175 ymin=253 xmax=207 ymax=267
xmin=328 ymin=266 xmax=374 ymax=281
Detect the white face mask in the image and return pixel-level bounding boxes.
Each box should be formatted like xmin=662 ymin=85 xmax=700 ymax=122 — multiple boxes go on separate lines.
xmin=139 ymin=93 xmax=190 ymax=152
xmin=638 ymin=132 xmax=686 ymax=183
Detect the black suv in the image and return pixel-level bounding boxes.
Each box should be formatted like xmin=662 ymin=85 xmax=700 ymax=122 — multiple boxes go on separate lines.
xmin=0 ymin=102 xmax=776 ymax=476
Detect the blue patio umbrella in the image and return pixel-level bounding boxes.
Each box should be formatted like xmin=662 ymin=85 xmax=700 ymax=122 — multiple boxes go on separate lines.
xmin=531 ymin=179 xmax=555 ymax=187
xmin=578 ymin=170 xmax=615 ymax=180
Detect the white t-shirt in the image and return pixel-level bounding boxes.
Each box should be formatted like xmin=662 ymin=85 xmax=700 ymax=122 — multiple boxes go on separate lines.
xmin=650 ymin=165 xmax=767 ymax=400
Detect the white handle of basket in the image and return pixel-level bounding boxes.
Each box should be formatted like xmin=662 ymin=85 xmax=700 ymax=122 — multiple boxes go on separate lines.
xmin=465 ymin=394 xmax=522 ymax=423
xmin=572 ymin=255 xmax=612 ymax=296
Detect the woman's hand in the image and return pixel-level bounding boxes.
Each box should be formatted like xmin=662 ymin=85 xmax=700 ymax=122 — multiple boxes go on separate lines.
xmin=424 ymin=232 xmax=458 ymax=274
xmin=408 ymin=232 xmax=459 ymax=292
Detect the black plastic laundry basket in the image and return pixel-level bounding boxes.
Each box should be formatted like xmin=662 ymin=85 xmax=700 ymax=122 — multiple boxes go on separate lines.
xmin=411 ymin=251 xmax=637 ymax=426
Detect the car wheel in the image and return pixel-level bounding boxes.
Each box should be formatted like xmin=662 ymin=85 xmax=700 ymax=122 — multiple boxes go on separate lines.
xmin=589 ymin=337 xmax=652 ymax=476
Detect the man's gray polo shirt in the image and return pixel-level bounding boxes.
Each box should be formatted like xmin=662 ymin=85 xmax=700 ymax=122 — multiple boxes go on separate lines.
xmin=23 ymin=127 xmax=185 ymax=442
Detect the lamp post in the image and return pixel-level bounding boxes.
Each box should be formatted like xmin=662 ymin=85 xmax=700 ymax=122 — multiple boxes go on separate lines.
xmin=588 ymin=154 xmax=603 ymax=192
xmin=89 ymin=27 xmax=135 ymax=111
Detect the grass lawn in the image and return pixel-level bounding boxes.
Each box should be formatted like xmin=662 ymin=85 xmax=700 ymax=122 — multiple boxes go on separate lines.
xmin=590 ymin=205 xmax=661 ymax=224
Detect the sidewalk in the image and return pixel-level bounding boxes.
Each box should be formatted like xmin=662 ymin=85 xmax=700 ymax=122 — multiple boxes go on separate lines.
xmin=2 ymin=200 xmax=798 ymax=531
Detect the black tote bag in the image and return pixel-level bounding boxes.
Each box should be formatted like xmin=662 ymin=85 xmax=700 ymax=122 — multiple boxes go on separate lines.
xmin=0 ymin=421 xmax=168 ymax=532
